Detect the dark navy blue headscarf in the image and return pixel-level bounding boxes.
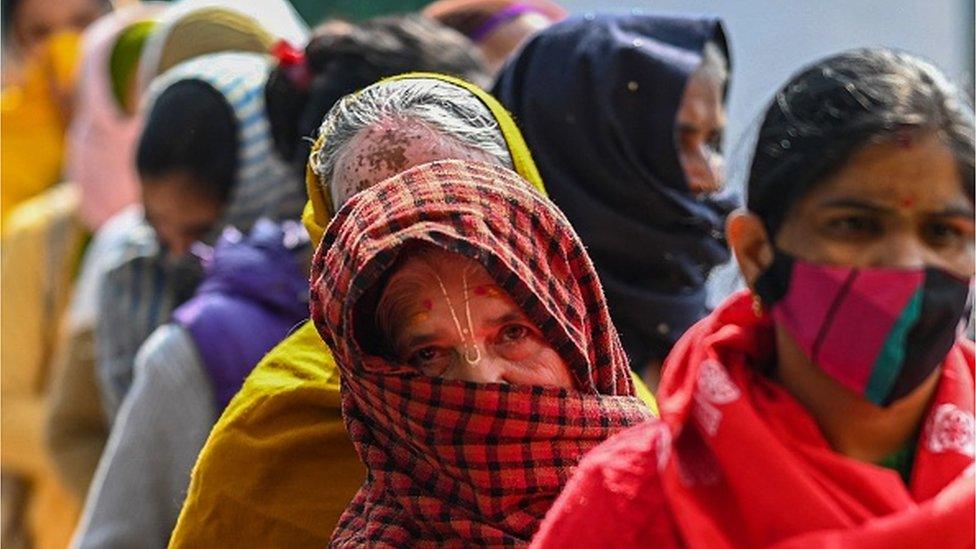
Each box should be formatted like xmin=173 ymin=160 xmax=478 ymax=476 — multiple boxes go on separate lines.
xmin=493 ymin=13 xmax=734 ymax=371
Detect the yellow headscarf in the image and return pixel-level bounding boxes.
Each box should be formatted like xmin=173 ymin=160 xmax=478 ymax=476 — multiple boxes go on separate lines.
xmin=170 ymin=73 xmax=653 ymax=548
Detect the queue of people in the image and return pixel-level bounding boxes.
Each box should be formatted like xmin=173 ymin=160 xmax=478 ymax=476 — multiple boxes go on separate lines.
xmin=1 ymin=0 xmax=972 ymax=547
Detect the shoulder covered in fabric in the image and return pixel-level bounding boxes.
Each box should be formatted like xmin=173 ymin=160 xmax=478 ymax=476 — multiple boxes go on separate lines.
xmin=170 ymin=320 xmax=364 ymax=547
xmin=220 ymin=320 xmax=339 ymax=416
xmin=531 ymin=419 xmax=679 ymax=548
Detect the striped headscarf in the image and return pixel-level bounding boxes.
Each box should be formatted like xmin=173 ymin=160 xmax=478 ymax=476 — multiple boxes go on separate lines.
xmin=310 ymin=159 xmax=652 ymax=546
xmin=96 ymin=52 xmax=303 ymax=417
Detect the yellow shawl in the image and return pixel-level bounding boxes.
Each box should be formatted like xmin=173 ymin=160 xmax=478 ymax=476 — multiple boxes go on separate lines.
xmin=170 ymin=73 xmax=655 ymax=547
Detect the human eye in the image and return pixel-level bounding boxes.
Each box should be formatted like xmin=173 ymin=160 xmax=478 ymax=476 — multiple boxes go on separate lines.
xmin=823 ymin=213 xmax=883 ymax=240
xmin=922 ymin=219 xmax=969 ymax=249
xmin=499 ymin=324 xmax=532 ymax=344
xmin=407 ymin=346 xmax=451 ymax=374
xmin=409 ymin=346 xmax=440 ymax=365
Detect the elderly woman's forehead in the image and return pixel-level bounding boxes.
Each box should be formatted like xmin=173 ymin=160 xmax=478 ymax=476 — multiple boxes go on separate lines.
xmin=393 ymin=245 xmax=486 ymax=276
xmin=351 ymin=116 xmax=442 ymax=146
xmin=331 ymin=117 xmax=502 ymax=204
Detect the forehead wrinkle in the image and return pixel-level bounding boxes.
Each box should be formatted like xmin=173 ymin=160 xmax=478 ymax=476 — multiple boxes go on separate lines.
xmin=380 ymin=249 xmax=488 ymax=316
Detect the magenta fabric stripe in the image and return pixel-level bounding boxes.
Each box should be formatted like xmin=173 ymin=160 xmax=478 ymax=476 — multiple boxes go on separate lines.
xmin=773 ymin=263 xmax=923 ymax=393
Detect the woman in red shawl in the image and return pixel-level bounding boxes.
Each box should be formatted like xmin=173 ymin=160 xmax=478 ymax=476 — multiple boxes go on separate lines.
xmin=533 ymin=48 xmax=975 ymax=548
xmin=309 ymin=159 xmax=653 ymax=546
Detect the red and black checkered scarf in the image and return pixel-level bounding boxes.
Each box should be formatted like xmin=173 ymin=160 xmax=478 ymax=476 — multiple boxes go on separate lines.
xmin=310 ymin=160 xmax=653 ymax=547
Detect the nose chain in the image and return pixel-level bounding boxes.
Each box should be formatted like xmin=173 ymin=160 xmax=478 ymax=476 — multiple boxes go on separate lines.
xmin=433 ymin=269 xmax=482 ymax=365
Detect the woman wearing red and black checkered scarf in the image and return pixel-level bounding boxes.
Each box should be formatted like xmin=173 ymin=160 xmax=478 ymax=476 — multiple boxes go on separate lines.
xmin=310 ymin=159 xmax=654 ymax=546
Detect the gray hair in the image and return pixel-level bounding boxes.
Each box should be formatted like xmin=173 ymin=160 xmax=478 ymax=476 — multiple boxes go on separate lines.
xmin=700 ymin=40 xmax=729 ymax=82
xmin=310 ymin=78 xmax=513 ymax=205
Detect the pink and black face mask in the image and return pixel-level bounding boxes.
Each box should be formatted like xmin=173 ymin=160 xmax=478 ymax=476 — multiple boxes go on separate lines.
xmin=755 ymin=252 xmax=971 ymax=406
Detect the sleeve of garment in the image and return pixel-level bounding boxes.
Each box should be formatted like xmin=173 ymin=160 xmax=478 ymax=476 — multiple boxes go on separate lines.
xmin=67 ymin=205 xmax=145 ymax=329
xmin=530 ymin=421 xmax=682 ymax=549
xmin=44 ymin=323 xmax=109 ymax=503
xmin=72 ymin=324 xmax=217 ymax=549
xmin=94 ymin=259 xmax=137 ymax=420
xmin=43 ymin=208 xmax=145 ymax=503
xmin=43 ymin=210 xmax=145 ymax=503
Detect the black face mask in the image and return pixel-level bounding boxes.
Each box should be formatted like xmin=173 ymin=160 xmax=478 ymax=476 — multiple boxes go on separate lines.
xmin=165 ymin=252 xmax=205 ymax=305
xmin=755 ymin=251 xmax=971 ymax=406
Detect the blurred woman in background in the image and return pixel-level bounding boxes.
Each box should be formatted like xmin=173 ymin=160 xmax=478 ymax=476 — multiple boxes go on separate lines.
xmin=423 ymin=0 xmax=566 ymax=76
xmin=71 ymin=15 xmax=484 ymax=547
xmin=73 ymin=50 xmax=304 ymax=547
xmin=89 ymin=0 xmax=309 ymax=422
xmin=494 ymin=13 xmax=735 ymax=388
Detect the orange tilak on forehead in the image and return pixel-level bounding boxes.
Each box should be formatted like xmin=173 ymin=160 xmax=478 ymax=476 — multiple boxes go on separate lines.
xmin=472 ymin=284 xmax=502 ymax=297
xmin=403 ymin=299 xmax=435 ymax=326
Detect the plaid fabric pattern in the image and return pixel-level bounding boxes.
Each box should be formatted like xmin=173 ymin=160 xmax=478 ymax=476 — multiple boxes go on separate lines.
xmin=310 ymin=160 xmax=652 ymax=546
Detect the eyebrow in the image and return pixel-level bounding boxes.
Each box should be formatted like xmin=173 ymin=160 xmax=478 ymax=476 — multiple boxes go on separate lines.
xmin=928 ymin=205 xmax=976 ymax=219
xmin=675 ymin=123 xmax=724 ymax=133
xmin=398 ymin=312 xmax=528 ymax=350
xmin=398 ymin=333 xmax=440 ymax=352
xmin=485 ymin=312 xmax=525 ymax=327
xmin=819 ymin=197 xmax=975 ymax=218
xmin=818 ymin=197 xmax=893 ymax=213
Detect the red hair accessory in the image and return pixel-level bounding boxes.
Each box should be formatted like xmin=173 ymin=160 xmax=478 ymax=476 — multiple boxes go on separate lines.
xmin=271 ymin=39 xmax=311 ymax=91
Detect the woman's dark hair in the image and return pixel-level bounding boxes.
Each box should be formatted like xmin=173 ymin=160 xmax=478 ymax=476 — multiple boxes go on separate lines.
xmin=747 ymin=48 xmax=975 ymax=237
xmin=136 ymin=79 xmax=239 ymax=204
xmin=264 ymin=13 xmax=487 ymax=174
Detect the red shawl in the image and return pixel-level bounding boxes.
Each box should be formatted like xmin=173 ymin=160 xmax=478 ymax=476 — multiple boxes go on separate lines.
xmin=309 ymin=160 xmax=652 ymax=547
xmin=533 ymin=291 xmax=975 ymax=548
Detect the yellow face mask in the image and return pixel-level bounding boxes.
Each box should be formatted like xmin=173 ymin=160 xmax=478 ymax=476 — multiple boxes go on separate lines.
xmin=300 ymin=71 xmax=547 ymax=245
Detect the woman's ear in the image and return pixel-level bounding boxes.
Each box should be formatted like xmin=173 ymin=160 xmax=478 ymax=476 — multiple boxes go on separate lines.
xmin=726 ymin=210 xmax=775 ymax=289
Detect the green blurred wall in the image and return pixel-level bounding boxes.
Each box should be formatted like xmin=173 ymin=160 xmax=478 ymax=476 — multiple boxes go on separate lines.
xmin=288 ymin=0 xmax=432 ymax=26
